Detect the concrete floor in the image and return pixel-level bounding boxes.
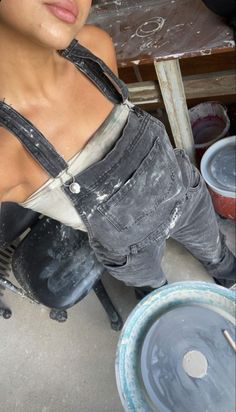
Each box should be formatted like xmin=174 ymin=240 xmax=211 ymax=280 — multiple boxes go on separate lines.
xmin=0 ymin=217 xmax=235 ymax=412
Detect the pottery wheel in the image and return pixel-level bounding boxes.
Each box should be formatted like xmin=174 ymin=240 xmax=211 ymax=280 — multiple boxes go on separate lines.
xmin=140 ymin=305 xmax=235 ymax=412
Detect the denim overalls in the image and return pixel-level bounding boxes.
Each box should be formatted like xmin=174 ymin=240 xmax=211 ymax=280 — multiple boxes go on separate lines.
xmin=0 ymin=39 xmax=235 ymax=287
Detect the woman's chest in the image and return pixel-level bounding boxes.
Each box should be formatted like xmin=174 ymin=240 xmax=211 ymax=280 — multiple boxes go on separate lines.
xmin=0 ymin=74 xmax=114 ymax=203
xmin=27 ymin=75 xmax=115 ymax=160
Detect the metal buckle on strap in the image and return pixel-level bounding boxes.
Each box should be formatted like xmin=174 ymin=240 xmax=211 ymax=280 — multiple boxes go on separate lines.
xmin=124 ymin=99 xmax=135 ymax=110
xmin=62 ymin=171 xmax=81 ymax=194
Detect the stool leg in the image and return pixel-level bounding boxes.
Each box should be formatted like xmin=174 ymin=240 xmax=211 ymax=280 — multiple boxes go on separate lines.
xmin=0 ymin=275 xmax=37 ymax=303
xmin=49 ymin=308 xmax=68 ymax=323
xmin=93 ymin=279 xmax=123 ymax=331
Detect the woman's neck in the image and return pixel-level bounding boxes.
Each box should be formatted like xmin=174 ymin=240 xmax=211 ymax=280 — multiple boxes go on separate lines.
xmin=0 ymin=25 xmax=68 ymax=108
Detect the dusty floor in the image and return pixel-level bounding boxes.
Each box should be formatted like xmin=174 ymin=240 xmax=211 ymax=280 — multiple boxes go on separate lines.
xmin=0 ymin=217 xmax=235 ymax=412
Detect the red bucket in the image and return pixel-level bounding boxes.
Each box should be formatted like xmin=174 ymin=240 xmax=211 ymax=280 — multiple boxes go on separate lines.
xmin=208 ymin=188 xmax=236 ymax=220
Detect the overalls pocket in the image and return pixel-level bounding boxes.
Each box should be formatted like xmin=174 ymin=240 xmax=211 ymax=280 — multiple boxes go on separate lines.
xmin=97 ymin=130 xmax=179 ymax=234
xmin=89 ymin=238 xmax=131 ymax=274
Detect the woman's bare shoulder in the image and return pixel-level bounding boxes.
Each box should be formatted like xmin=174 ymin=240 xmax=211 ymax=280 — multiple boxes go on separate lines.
xmin=75 ymin=24 xmax=118 ymax=75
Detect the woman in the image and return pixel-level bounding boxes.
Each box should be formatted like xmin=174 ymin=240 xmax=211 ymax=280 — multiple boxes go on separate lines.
xmin=0 ymin=0 xmax=235 ymax=292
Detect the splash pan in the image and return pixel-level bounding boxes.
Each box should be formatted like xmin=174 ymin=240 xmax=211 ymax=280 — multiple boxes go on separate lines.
xmin=116 ymin=282 xmax=236 ymax=412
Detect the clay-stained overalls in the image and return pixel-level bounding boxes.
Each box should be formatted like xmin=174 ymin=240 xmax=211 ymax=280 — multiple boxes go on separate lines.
xmin=0 ymin=40 xmax=235 ymax=287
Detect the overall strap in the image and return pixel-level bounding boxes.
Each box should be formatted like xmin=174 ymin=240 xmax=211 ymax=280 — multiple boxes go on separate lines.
xmin=58 ymin=39 xmax=129 ymax=104
xmin=0 ymin=39 xmax=129 ymax=179
xmin=0 ymin=101 xmax=68 ymax=178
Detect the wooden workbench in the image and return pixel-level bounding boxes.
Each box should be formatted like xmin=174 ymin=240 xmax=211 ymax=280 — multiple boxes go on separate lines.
xmin=89 ymin=0 xmax=236 ymax=162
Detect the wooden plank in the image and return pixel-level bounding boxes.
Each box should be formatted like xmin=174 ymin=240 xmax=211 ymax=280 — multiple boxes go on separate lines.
xmin=154 ymin=59 xmax=195 ymax=162
xmin=119 ymin=50 xmax=236 ymax=83
xmin=128 ymin=81 xmax=162 ymax=104
xmin=179 ymin=51 xmax=236 ymax=77
xmin=185 ymin=71 xmax=236 ymax=99
xmin=128 ymin=70 xmax=236 ymax=104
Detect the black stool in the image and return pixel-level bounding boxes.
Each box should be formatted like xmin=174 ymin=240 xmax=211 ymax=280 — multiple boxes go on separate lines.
xmin=0 ymin=202 xmax=123 ymax=330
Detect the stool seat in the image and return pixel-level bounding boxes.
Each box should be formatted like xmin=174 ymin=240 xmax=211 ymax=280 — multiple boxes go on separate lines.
xmin=12 ymin=217 xmax=103 ymax=309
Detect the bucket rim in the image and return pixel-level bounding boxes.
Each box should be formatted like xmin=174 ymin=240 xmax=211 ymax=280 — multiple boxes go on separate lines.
xmin=200 ymin=135 xmax=236 ymax=198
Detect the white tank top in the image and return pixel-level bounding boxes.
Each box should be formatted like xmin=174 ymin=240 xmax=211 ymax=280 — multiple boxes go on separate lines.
xmin=20 ymin=104 xmax=129 ymax=231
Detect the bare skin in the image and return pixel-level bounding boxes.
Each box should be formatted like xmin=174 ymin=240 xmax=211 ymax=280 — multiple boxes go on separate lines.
xmin=0 ymin=1 xmax=118 ymax=203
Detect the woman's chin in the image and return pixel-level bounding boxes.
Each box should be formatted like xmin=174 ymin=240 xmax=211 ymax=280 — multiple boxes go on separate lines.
xmin=32 ymin=29 xmax=77 ymax=51
xmin=47 ymin=37 xmax=75 ymax=51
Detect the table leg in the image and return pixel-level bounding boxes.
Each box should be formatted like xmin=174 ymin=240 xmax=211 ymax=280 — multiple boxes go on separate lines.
xmin=154 ymin=59 xmax=196 ymax=163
